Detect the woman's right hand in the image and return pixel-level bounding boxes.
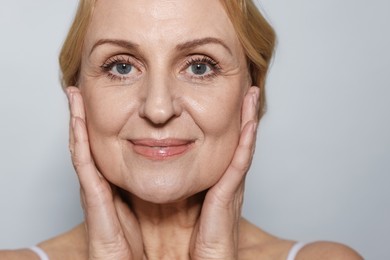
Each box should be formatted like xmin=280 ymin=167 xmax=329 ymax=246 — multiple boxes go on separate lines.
xmin=67 ymin=87 xmax=144 ymax=260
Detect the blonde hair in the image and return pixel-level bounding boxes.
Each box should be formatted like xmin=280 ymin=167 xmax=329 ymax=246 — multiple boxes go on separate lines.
xmin=59 ymin=0 xmax=94 ymax=89
xmin=59 ymin=0 xmax=276 ymax=117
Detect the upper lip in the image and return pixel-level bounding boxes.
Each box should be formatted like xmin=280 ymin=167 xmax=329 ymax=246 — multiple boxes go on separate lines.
xmin=129 ymin=138 xmax=195 ymax=147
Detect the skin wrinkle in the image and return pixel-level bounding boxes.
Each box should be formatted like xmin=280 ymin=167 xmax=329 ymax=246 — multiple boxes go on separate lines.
xmin=176 ymin=37 xmax=233 ymax=56
xmin=79 ymin=0 xmax=251 ymax=258
xmin=90 ymin=37 xmax=233 ymax=58
xmin=81 ymin=0 xmax=250 ymax=193
xmin=0 ymin=0 xmax=360 ymax=258
xmin=0 ymin=0 xmax=361 ymax=259
xmin=86 ymin=44 xmax=240 ymax=89
xmin=89 ymin=39 xmax=140 ymax=58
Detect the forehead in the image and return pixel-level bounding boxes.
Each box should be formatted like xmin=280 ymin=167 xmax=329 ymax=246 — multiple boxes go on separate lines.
xmin=85 ymin=0 xmax=240 ymax=52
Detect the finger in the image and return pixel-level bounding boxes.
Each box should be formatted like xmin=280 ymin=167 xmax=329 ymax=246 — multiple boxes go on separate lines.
xmin=210 ymin=120 xmax=257 ymax=202
xmin=66 ymin=86 xmax=84 ymax=157
xmin=210 ymin=85 xmax=259 ymax=199
xmin=68 ymin=89 xmax=105 ymax=197
xmin=67 ymin=86 xmax=86 ymax=120
xmin=113 ymin=190 xmax=144 ymax=259
xmin=66 ymin=89 xmax=133 ymax=257
xmin=67 ymin=88 xmax=111 ymax=213
xmin=72 ymin=116 xmax=103 ymax=196
xmin=73 ymin=115 xmax=126 ymax=250
xmin=66 ymin=87 xmax=75 ymax=157
xmin=193 ymin=121 xmax=257 ymax=258
xmin=241 ymin=86 xmax=259 ymax=131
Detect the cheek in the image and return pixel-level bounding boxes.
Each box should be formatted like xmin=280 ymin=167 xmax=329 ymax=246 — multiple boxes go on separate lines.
xmin=83 ymin=89 xmax=134 ymax=136
xmin=185 ymin=81 xmax=247 ymax=186
xmin=81 ymin=87 xmax=138 ymax=186
xmin=186 ymin=84 xmax=245 ymax=138
xmin=82 ymin=87 xmax=134 ymax=169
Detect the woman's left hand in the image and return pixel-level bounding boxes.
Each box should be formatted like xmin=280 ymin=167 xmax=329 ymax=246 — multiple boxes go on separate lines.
xmin=190 ymin=86 xmax=259 ymax=260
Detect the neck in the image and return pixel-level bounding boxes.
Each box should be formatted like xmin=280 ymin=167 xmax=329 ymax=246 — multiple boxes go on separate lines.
xmin=126 ymin=191 xmax=206 ymax=260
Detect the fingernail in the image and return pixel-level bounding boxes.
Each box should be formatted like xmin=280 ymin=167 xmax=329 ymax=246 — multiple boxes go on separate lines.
xmin=70 ymin=92 xmax=74 ymax=105
xmin=66 ymin=88 xmax=74 ymax=103
xmin=255 ymin=88 xmax=260 ymax=103
xmin=252 ymin=92 xmax=257 ymax=107
xmin=252 ymin=87 xmax=259 ymax=104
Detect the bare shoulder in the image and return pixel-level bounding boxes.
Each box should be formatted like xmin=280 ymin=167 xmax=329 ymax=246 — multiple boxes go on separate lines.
xmin=238 ymin=218 xmax=296 ymax=259
xmin=0 ymin=249 xmax=39 ymax=260
xmin=296 ymin=241 xmax=363 ymax=260
xmin=0 ymin=224 xmax=87 ymax=260
xmin=37 ymin=223 xmax=88 ymax=260
xmin=238 ymin=218 xmax=363 ymax=260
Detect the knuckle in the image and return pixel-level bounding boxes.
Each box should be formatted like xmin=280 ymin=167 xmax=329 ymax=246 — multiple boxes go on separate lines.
xmin=231 ymin=158 xmax=251 ymax=173
xmin=210 ymin=186 xmax=234 ymax=208
xmin=69 ymin=145 xmax=74 ymax=155
xmin=72 ymin=158 xmax=92 ymax=170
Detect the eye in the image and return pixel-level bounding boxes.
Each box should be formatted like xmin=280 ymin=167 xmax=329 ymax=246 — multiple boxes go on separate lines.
xmin=183 ymin=56 xmax=221 ymax=81
xmin=101 ymin=55 xmax=142 ymax=82
xmin=113 ymin=63 xmax=133 ymax=75
xmin=187 ymin=63 xmax=211 ymax=76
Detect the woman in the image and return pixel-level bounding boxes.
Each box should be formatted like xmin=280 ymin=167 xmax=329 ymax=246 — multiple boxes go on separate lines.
xmin=1 ymin=0 xmax=362 ymax=259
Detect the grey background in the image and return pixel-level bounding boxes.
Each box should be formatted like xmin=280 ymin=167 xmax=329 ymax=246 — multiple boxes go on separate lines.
xmin=1 ymin=1 xmax=389 ymax=259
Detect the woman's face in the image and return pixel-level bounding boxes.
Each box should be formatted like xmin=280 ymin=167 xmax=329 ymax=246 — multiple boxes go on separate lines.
xmin=79 ymin=0 xmax=251 ymax=203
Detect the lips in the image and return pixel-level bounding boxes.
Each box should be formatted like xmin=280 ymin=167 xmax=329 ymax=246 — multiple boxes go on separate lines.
xmin=129 ymin=138 xmax=195 ymax=160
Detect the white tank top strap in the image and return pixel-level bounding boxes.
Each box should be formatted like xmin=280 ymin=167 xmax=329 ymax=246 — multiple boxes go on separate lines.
xmin=28 ymin=246 xmax=50 ymax=260
xmin=286 ymin=242 xmax=308 ymax=260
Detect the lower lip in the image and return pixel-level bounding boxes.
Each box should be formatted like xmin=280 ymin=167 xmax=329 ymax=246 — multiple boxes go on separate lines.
xmin=130 ymin=141 xmax=194 ymax=160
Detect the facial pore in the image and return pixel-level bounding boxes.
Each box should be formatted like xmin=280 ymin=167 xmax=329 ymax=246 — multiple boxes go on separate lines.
xmin=79 ymin=0 xmax=251 ymax=203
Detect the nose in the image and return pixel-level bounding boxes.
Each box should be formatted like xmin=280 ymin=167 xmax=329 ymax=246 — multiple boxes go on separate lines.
xmin=139 ymin=74 xmax=181 ymax=125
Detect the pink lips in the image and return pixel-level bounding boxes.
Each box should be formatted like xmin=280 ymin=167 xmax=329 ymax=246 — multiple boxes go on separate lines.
xmin=129 ymin=139 xmax=194 ymax=160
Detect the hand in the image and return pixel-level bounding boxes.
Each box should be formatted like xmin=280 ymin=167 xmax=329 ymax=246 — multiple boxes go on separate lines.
xmin=67 ymin=87 xmax=145 ymax=260
xmin=190 ymin=86 xmax=259 ymax=260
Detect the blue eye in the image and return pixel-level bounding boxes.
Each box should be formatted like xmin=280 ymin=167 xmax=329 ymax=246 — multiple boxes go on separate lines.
xmin=183 ymin=56 xmax=221 ymax=81
xmin=191 ymin=63 xmax=209 ymax=75
xmin=101 ymin=55 xmax=142 ymax=83
xmin=114 ymin=63 xmax=133 ymax=75
xmin=186 ymin=62 xmax=213 ymax=77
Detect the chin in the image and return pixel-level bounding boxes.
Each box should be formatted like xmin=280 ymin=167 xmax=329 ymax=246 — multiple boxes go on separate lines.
xmin=130 ymin=189 xmax=194 ymax=205
xmin=123 ymin=174 xmax=209 ymax=204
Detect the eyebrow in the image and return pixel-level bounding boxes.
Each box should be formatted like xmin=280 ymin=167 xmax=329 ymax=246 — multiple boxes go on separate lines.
xmin=89 ymin=39 xmax=140 ymax=57
xmin=176 ymin=37 xmax=232 ymax=55
xmin=89 ymin=37 xmax=232 ymax=57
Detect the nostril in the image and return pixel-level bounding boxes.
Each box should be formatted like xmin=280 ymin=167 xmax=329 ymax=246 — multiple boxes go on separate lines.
xmin=140 ymin=96 xmax=178 ymax=125
xmin=139 ymin=76 xmax=182 ymax=124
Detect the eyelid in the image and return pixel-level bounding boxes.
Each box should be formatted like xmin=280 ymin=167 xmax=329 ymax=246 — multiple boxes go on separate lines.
xmin=179 ymin=54 xmax=222 ymax=79
xmin=99 ymin=53 xmax=222 ymax=83
xmin=100 ymin=54 xmax=143 ymax=82
xmin=101 ymin=54 xmax=143 ymax=70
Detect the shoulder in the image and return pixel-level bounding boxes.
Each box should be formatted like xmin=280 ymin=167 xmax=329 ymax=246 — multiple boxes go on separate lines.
xmin=240 ymin=240 xmax=363 ymax=260
xmin=296 ymin=241 xmax=363 ymax=260
xmin=37 ymin=223 xmax=88 ymax=260
xmin=0 ymin=224 xmax=87 ymax=260
xmin=0 ymin=249 xmax=39 ymax=260
xmin=238 ymin=218 xmax=363 ymax=260
xmin=0 ymin=224 xmax=88 ymax=260
xmin=238 ymin=218 xmax=296 ymax=259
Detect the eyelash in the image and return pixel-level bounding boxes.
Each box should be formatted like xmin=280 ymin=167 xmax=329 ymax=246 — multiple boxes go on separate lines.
xmin=100 ymin=55 xmax=137 ymax=82
xmin=100 ymin=55 xmax=222 ymax=82
xmin=184 ymin=56 xmax=222 ymax=81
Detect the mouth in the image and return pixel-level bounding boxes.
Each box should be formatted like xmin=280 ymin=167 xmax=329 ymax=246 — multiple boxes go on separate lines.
xmin=129 ymin=138 xmax=195 ymax=160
